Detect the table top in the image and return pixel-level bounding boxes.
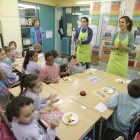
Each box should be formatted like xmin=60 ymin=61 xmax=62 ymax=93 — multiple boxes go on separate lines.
xmin=49 ymin=68 xmax=113 ymax=98
xmin=72 ymin=74 xmax=129 ymax=120
xmin=40 ymin=98 xmax=101 ymax=140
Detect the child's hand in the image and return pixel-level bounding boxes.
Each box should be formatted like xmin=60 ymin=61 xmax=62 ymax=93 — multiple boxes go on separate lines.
xmin=50 ymin=96 xmax=60 ymax=105
xmin=66 ymin=69 xmax=71 ymax=73
xmin=79 ymin=63 xmax=82 ymax=66
xmin=74 ymin=62 xmax=79 ymax=65
xmin=47 ymin=94 xmax=57 ymax=100
xmin=15 ymin=62 xmax=19 ymax=66
xmin=12 ymin=53 xmax=15 ymax=57
xmin=39 ymin=108 xmax=51 ymax=114
xmin=50 ymin=117 xmax=60 ymax=130
xmin=53 ymin=80 xmax=59 ymax=83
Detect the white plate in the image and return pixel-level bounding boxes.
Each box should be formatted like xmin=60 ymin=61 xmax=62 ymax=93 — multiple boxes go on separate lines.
xmin=61 ymin=77 xmax=71 ymax=82
xmin=115 ymin=79 xmax=125 ymax=84
xmin=102 ymin=87 xmax=113 ymax=94
xmin=86 ymin=71 xmax=95 ymax=75
xmin=62 ymin=112 xmax=78 ymax=125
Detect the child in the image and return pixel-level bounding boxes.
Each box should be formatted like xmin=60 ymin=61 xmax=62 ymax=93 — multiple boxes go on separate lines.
xmin=107 ymin=79 xmax=140 ymax=132
xmin=3 ymin=46 xmax=18 ymax=68
xmin=51 ymin=50 xmax=68 ymax=67
xmin=9 ymin=41 xmax=22 ymax=58
xmin=0 ymin=48 xmax=19 ymax=84
xmin=6 ymin=96 xmax=59 ymax=140
xmin=68 ymin=55 xmax=84 ymax=75
xmin=21 ymin=49 xmax=42 ymax=74
xmin=33 ymin=43 xmax=43 ymax=53
xmin=39 ymin=51 xmax=71 ymax=84
xmin=20 ymin=73 xmax=59 ymax=111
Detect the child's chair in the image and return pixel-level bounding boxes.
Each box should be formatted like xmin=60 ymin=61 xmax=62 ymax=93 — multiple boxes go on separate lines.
xmin=0 ymin=71 xmax=20 ymax=104
xmin=0 ymin=107 xmax=16 ymax=139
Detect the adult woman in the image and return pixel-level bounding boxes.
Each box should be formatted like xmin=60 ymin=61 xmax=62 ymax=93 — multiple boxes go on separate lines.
xmin=30 ymin=18 xmax=45 ymax=45
xmin=106 ymin=16 xmax=134 ymax=78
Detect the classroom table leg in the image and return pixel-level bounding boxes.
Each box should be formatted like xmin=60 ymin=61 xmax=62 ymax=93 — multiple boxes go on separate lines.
xmin=93 ymin=125 xmax=95 ymax=140
xmin=99 ymin=118 xmax=103 ymax=140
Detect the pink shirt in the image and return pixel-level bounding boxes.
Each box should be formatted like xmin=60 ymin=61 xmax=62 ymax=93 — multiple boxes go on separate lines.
xmin=39 ymin=63 xmax=61 ymax=81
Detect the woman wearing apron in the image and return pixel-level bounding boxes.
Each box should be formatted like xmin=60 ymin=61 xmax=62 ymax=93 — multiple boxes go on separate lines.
xmin=74 ymin=17 xmax=93 ymax=69
xmin=106 ymin=16 xmax=134 ymax=78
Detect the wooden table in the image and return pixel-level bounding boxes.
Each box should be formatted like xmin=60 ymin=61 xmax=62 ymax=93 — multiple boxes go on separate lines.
xmin=40 ymin=98 xmax=101 ymax=140
xmin=72 ymin=73 xmax=129 ymax=140
xmin=14 ymin=54 xmax=45 ymax=73
xmin=49 ymin=68 xmax=113 ymax=98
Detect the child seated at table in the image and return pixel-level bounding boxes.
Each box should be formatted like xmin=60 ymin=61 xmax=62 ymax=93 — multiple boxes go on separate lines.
xmin=3 ymin=46 xmax=19 ymax=68
xmin=107 ymin=79 xmax=140 ymax=132
xmin=33 ymin=43 xmax=43 ymax=54
xmin=51 ymin=50 xmax=68 ymax=67
xmin=21 ymin=49 xmax=42 ymax=74
xmin=9 ymin=41 xmax=22 ymax=59
xmin=68 ymin=55 xmax=84 ymax=75
xmin=0 ymin=48 xmax=19 ymax=84
xmin=39 ymin=51 xmax=71 ymax=84
xmin=6 ymin=96 xmax=59 ymax=140
xmin=20 ymin=73 xmax=59 ymax=111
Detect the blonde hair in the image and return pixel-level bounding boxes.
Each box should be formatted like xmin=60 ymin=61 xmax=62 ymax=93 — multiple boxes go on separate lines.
xmin=34 ymin=18 xmax=39 ymax=23
xmin=33 ymin=44 xmax=42 ymax=51
xmin=3 ymin=46 xmax=12 ymax=53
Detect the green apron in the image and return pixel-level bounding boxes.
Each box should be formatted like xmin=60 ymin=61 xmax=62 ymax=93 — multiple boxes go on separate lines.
xmin=106 ymin=32 xmax=128 ymax=78
xmin=76 ymin=28 xmax=91 ymax=63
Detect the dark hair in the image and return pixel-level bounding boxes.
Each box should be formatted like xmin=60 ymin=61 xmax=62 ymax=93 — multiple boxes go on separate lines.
xmin=68 ymin=55 xmax=76 ymax=62
xmin=51 ymin=50 xmax=58 ymax=58
xmin=20 ymin=74 xmax=41 ymax=95
xmin=0 ymin=48 xmax=4 ymax=53
xmin=128 ymin=79 xmax=140 ymax=98
xmin=3 ymin=46 xmax=11 ymax=53
xmin=44 ymin=51 xmax=53 ymax=60
xmin=34 ymin=18 xmax=39 ymax=23
xmin=23 ymin=49 xmax=37 ymax=70
xmin=6 ymin=96 xmax=34 ymax=122
xmin=9 ymin=41 xmax=17 ymax=49
xmin=81 ymin=17 xmax=89 ymax=22
xmin=120 ymin=16 xmax=133 ymax=31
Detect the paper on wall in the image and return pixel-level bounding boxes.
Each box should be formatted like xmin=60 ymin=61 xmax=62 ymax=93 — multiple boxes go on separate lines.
xmin=46 ymin=30 xmax=53 ymax=38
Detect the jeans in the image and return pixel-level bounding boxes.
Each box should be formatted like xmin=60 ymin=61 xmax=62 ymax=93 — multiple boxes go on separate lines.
xmin=86 ymin=63 xmax=90 ymax=69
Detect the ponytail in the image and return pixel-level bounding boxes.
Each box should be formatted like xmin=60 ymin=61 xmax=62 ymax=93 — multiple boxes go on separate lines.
xmin=23 ymin=49 xmax=36 ymax=70
xmin=20 ymin=74 xmax=41 ymax=95
xmin=120 ymin=16 xmax=133 ymax=32
xmin=6 ymin=96 xmax=34 ymax=122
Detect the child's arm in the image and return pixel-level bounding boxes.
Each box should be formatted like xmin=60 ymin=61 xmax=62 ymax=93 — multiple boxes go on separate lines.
xmin=21 ymin=66 xmax=25 ymax=72
xmin=106 ymin=93 xmax=119 ymax=109
xmin=60 ymin=69 xmax=71 ymax=76
xmin=59 ymin=58 xmax=68 ymax=66
xmin=11 ymin=56 xmax=16 ymax=62
xmin=42 ymin=79 xmax=59 ymax=84
xmin=3 ymin=58 xmax=15 ymax=68
xmin=72 ymin=64 xmax=84 ymax=74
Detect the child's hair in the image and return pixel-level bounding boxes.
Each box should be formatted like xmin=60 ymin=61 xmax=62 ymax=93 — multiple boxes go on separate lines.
xmin=23 ymin=49 xmax=37 ymax=70
xmin=3 ymin=46 xmax=11 ymax=53
xmin=33 ymin=44 xmax=42 ymax=50
xmin=6 ymin=96 xmax=34 ymax=122
xmin=20 ymin=74 xmax=41 ymax=95
xmin=9 ymin=41 xmax=17 ymax=49
xmin=128 ymin=79 xmax=140 ymax=98
xmin=44 ymin=51 xmax=54 ymax=60
xmin=51 ymin=50 xmax=57 ymax=58
xmin=68 ymin=55 xmax=76 ymax=62
xmin=0 ymin=48 xmax=4 ymax=53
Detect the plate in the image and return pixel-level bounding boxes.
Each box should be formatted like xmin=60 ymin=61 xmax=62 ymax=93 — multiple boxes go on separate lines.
xmin=102 ymin=87 xmax=113 ymax=94
xmin=86 ymin=71 xmax=95 ymax=75
xmin=115 ymin=79 xmax=125 ymax=84
xmin=62 ymin=112 xmax=78 ymax=125
xmin=61 ymin=77 xmax=71 ymax=82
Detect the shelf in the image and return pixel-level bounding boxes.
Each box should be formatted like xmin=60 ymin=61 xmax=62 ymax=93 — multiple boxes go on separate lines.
xmin=20 ymin=16 xmax=37 ymax=18
xmin=21 ymin=27 xmax=33 ymax=28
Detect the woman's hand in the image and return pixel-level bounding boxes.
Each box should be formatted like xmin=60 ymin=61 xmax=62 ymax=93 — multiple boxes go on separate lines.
xmin=118 ymin=40 xmax=123 ymax=48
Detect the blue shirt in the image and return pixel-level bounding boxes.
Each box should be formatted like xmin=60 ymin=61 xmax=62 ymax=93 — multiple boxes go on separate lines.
xmin=107 ymin=92 xmax=140 ymax=132
xmin=74 ymin=27 xmax=93 ymax=44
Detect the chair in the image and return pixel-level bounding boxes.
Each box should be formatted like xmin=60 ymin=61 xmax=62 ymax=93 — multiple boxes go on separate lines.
xmin=0 ymin=71 xmax=20 ymax=104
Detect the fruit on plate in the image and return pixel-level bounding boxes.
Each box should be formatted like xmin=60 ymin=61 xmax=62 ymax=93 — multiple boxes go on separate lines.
xmin=117 ymin=80 xmax=124 ymax=84
xmin=103 ymin=88 xmax=108 ymax=93
xmin=87 ymin=71 xmax=93 ymax=75
xmin=65 ymin=114 xmax=73 ymax=124
xmin=62 ymin=77 xmax=69 ymax=81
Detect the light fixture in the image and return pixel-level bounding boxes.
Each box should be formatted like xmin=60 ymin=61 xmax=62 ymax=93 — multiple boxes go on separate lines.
xmin=76 ymin=1 xmax=99 ymax=4
xmin=18 ymin=4 xmax=36 ymax=9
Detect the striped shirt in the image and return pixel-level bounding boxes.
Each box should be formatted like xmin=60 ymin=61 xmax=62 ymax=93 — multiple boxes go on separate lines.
xmin=12 ymin=111 xmax=56 ymax=140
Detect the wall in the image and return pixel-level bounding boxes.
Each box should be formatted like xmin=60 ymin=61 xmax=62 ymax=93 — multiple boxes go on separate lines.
xmin=20 ymin=0 xmax=57 ymax=6
xmin=0 ymin=0 xmax=22 ymax=52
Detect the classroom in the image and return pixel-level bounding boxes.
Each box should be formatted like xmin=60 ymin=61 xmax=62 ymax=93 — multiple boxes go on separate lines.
xmin=0 ymin=0 xmax=140 ymax=140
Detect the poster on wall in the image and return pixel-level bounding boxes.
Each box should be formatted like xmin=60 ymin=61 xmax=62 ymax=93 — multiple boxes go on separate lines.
xmin=67 ymin=23 xmax=72 ymax=36
xmin=66 ymin=8 xmax=72 ymax=14
xmin=71 ymin=31 xmax=76 ymax=55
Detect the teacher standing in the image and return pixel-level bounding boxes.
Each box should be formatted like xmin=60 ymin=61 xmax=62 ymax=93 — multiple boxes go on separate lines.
xmin=106 ymin=16 xmax=134 ymax=78
xmin=30 ymin=18 xmax=45 ymax=45
xmin=74 ymin=17 xmax=93 ymax=69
